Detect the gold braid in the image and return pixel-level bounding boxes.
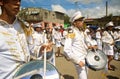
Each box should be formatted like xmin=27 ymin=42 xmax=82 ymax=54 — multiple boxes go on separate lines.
xmin=19 ymin=21 xmax=33 ymax=36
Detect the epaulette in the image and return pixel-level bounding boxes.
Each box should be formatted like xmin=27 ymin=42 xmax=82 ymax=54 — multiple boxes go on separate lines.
xmin=67 ymin=28 xmax=75 ymax=39
xmin=19 ymin=21 xmax=33 ymax=36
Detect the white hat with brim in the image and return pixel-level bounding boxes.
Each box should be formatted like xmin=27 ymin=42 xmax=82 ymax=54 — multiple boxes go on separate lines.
xmin=33 ymin=23 xmax=42 ymax=28
xmin=70 ymin=11 xmax=84 ymax=23
xmin=106 ymin=21 xmax=114 ymax=27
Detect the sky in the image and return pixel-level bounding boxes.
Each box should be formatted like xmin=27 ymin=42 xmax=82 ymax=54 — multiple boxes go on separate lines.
xmin=21 ymin=0 xmax=119 ymax=18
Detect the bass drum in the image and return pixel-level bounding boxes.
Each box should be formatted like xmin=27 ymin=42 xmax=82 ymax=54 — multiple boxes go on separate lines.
xmin=13 ymin=60 xmax=60 ymax=79
xmin=85 ymin=49 xmax=107 ymax=71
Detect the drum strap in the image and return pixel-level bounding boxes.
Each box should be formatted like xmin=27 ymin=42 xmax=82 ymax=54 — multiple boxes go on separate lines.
xmin=108 ymin=31 xmax=114 ymax=40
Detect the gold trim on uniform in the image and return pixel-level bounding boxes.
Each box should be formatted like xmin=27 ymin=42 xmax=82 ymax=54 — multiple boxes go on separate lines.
xmin=67 ymin=33 xmax=75 ymax=39
xmin=0 ymin=32 xmax=12 ymax=36
xmin=6 ymin=41 xmax=16 ymax=45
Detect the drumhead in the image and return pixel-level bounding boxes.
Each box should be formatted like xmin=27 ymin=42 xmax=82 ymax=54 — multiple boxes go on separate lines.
xmin=86 ymin=49 xmax=107 ymax=70
xmin=13 ymin=60 xmax=60 ymax=79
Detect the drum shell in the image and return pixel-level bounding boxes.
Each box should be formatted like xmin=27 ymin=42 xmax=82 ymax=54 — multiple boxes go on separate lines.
xmin=38 ymin=49 xmax=54 ymax=61
xmin=85 ymin=49 xmax=107 ymax=71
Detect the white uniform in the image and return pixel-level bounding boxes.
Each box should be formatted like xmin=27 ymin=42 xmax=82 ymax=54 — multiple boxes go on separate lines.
xmin=113 ymin=31 xmax=120 ymax=60
xmin=32 ymin=31 xmax=44 ymax=58
xmin=96 ymin=31 xmax=102 ymax=50
xmin=0 ymin=19 xmax=41 ymax=79
xmin=102 ymin=31 xmax=114 ymax=55
xmin=64 ymin=26 xmax=88 ymax=79
xmin=53 ymin=30 xmax=62 ymax=47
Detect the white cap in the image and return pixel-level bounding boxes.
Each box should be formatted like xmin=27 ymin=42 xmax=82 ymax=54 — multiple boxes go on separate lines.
xmin=86 ymin=25 xmax=90 ymax=28
xmin=97 ymin=27 xmax=101 ymax=30
xmin=70 ymin=11 xmax=84 ymax=23
xmin=85 ymin=29 xmax=90 ymax=33
xmin=33 ymin=23 xmax=42 ymax=28
xmin=106 ymin=21 xmax=114 ymax=27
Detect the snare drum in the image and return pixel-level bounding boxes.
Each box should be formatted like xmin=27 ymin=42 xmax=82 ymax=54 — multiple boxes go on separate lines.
xmin=13 ymin=60 xmax=60 ymax=79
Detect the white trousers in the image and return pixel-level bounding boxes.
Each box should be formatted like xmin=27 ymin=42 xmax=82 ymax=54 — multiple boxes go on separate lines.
xmin=75 ymin=65 xmax=88 ymax=79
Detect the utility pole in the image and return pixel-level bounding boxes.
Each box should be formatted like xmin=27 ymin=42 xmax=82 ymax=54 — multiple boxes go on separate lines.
xmin=74 ymin=1 xmax=80 ymax=11
xmin=106 ymin=1 xmax=108 ymax=16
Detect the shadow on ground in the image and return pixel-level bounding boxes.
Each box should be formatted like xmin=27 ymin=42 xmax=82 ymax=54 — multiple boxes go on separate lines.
xmin=63 ymin=74 xmax=74 ymax=79
xmin=107 ymin=75 xmax=119 ymax=79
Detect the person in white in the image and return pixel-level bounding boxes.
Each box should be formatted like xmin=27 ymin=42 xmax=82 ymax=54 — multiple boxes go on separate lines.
xmin=64 ymin=11 xmax=97 ymax=79
xmin=32 ymin=23 xmax=44 ymax=58
xmin=53 ymin=26 xmax=63 ymax=57
xmin=102 ymin=21 xmax=114 ymax=70
xmin=0 ymin=0 xmax=52 ymax=79
xmin=84 ymin=28 xmax=98 ymax=49
xmin=113 ymin=28 xmax=120 ymax=60
xmin=96 ymin=27 xmax=102 ymax=50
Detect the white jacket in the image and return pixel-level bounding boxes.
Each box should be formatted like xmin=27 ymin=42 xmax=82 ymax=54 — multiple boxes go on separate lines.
xmin=0 ymin=19 xmax=41 ymax=79
xmin=64 ymin=27 xmax=88 ymax=64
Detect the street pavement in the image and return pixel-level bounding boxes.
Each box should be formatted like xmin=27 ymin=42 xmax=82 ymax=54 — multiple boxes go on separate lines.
xmin=56 ymin=56 xmax=120 ymax=79
xmin=54 ymin=46 xmax=120 ymax=79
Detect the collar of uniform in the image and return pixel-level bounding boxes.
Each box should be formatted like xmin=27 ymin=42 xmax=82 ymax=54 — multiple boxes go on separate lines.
xmin=0 ymin=17 xmax=18 ymax=27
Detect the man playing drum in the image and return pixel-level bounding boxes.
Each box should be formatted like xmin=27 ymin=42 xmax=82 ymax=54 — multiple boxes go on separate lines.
xmin=64 ymin=11 xmax=97 ymax=79
xmin=0 ymin=0 xmax=52 ymax=78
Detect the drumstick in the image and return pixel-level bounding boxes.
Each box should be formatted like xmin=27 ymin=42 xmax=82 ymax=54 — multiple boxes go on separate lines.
xmin=13 ymin=69 xmax=39 ymax=79
xmin=43 ymin=32 xmax=47 ymax=79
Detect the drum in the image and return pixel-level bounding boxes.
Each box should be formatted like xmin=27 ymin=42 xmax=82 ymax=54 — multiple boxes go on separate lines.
xmin=13 ymin=60 xmax=60 ymax=79
xmin=115 ymin=41 xmax=120 ymax=50
xmin=85 ymin=49 xmax=107 ymax=71
xmin=39 ymin=49 xmax=54 ymax=61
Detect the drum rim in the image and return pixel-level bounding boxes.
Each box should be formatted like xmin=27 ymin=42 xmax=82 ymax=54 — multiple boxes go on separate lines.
xmin=13 ymin=60 xmax=60 ymax=78
xmin=85 ymin=49 xmax=107 ymax=70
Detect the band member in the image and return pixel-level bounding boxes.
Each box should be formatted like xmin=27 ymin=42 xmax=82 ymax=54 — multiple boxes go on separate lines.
xmin=64 ymin=11 xmax=89 ymax=79
xmin=96 ymin=27 xmax=102 ymax=50
xmin=32 ymin=23 xmax=44 ymax=58
xmin=53 ymin=26 xmax=63 ymax=57
xmin=113 ymin=27 xmax=120 ymax=60
xmin=0 ymin=0 xmax=52 ymax=78
xmin=102 ymin=21 xmax=114 ymax=70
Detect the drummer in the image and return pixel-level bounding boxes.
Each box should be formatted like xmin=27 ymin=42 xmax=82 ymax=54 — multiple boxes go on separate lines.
xmin=64 ymin=11 xmax=97 ymax=79
xmin=0 ymin=0 xmax=52 ymax=78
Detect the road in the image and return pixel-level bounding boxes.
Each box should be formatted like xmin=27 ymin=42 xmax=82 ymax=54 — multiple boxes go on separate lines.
xmin=54 ymin=46 xmax=120 ymax=79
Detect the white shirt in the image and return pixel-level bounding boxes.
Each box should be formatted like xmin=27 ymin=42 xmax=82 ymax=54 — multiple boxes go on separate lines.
xmin=0 ymin=19 xmax=40 ymax=79
xmin=64 ymin=27 xmax=88 ymax=64
xmin=102 ymin=31 xmax=114 ymax=44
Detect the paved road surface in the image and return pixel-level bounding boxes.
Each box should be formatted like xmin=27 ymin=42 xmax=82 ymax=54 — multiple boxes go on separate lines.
xmin=56 ymin=56 xmax=120 ymax=79
xmin=54 ymin=46 xmax=120 ymax=79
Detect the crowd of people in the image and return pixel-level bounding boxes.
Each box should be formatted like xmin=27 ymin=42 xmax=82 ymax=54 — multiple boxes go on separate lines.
xmin=0 ymin=0 xmax=120 ymax=79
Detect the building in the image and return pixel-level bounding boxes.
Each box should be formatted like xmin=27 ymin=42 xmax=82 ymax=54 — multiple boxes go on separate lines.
xmin=85 ymin=15 xmax=120 ymax=28
xmin=18 ymin=7 xmax=64 ymax=28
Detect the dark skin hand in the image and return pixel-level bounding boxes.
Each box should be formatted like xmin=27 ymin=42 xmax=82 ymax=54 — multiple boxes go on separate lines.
xmin=39 ymin=42 xmax=53 ymax=53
